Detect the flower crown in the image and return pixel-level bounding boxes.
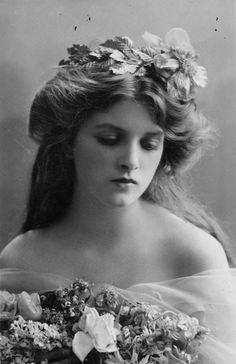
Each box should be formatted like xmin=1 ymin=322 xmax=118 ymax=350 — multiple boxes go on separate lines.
xmin=59 ymin=28 xmax=207 ymax=102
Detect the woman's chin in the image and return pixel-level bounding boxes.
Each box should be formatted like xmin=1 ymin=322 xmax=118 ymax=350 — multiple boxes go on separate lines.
xmin=103 ymin=194 xmax=139 ymax=208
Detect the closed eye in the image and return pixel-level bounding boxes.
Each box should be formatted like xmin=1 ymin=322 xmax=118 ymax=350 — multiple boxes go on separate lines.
xmin=141 ymin=137 xmax=163 ymax=151
xmin=96 ymin=135 xmax=120 ymax=146
xmin=95 ymin=131 xmax=163 ymax=150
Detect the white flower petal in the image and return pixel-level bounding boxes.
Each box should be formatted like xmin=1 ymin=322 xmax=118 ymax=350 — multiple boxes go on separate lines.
xmin=89 ymin=50 xmax=102 ymax=59
xmin=160 ymin=58 xmax=179 ymax=70
xmin=167 ymin=72 xmax=191 ymax=101
xmin=18 ymin=291 xmax=42 ymax=321
xmin=92 ymin=314 xmax=118 ymax=352
xmin=72 ymin=331 xmax=94 ymax=361
xmin=193 ymin=66 xmax=208 ymax=88
xmin=80 ymin=306 xmax=99 ymax=334
xmin=110 ymin=50 xmax=125 ymax=62
xmin=165 ymin=28 xmax=195 ymax=54
xmin=110 ymin=63 xmax=138 ymax=75
xmin=142 ymin=31 xmax=162 ymax=48
xmin=78 ymin=308 xmax=119 ymax=355
xmin=176 ymin=72 xmax=191 ymax=93
xmin=139 ymin=355 xmax=150 ymax=364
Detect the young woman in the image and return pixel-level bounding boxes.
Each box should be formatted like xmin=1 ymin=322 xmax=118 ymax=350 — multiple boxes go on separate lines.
xmin=0 ymin=28 xmax=235 ymax=362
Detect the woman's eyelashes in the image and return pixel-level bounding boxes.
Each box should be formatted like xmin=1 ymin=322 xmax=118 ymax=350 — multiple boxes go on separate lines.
xmin=95 ymin=134 xmax=163 ymax=151
xmin=140 ymin=138 xmax=162 ymax=151
xmin=96 ymin=135 xmax=120 ymax=146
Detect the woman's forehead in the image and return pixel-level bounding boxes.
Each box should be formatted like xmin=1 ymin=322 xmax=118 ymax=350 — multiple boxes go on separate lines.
xmin=85 ymin=99 xmax=163 ymax=133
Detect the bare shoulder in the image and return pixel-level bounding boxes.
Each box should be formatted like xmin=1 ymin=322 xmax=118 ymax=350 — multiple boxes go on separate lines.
xmin=0 ymin=230 xmax=49 ymax=270
xmin=168 ymin=211 xmax=228 ymax=274
xmin=147 ymin=205 xmax=229 ymax=277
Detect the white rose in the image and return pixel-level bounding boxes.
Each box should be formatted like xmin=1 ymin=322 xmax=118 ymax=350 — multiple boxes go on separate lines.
xmin=72 ymin=307 xmax=120 ymax=361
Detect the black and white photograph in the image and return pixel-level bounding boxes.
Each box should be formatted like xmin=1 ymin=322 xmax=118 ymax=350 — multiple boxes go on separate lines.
xmin=0 ymin=1 xmax=236 ymax=363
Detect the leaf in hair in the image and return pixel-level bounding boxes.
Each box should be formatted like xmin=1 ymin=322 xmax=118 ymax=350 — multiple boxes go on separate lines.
xmin=100 ymin=39 xmax=123 ymax=50
xmin=67 ymin=44 xmax=91 ymax=64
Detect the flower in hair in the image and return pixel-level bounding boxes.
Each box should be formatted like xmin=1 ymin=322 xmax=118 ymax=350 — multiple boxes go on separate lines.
xmin=58 ymin=28 xmax=207 ymax=102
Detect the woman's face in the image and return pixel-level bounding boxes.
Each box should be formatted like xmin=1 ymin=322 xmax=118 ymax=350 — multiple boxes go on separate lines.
xmin=73 ymin=99 xmax=164 ymax=208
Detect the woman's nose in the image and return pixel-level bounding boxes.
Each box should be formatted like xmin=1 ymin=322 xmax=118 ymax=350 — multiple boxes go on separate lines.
xmin=118 ymin=143 xmax=140 ymax=171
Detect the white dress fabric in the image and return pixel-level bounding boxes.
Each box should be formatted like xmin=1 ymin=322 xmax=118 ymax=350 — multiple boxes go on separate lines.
xmin=1 ymin=268 xmax=236 ymax=363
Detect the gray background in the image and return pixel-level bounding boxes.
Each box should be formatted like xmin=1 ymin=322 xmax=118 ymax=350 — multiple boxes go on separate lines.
xmin=0 ymin=0 xmax=235 ymax=251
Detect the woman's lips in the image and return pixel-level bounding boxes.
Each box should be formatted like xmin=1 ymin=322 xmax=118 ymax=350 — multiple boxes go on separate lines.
xmin=111 ymin=178 xmax=137 ymax=184
xmin=110 ymin=178 xmax=138 ymax=189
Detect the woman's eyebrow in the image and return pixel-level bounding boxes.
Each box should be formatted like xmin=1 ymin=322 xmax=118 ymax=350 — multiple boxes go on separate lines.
xmin=95 ymin=123 xmax=163 ymax=135
xmin=95 ymin=123 xmax=124 ymax=132
xmin=145 ymin=130 xmax=164 ymax=137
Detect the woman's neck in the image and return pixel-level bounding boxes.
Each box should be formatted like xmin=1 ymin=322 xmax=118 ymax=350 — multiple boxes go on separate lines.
xmin=61 ymin=194 xmax=147 ymax=245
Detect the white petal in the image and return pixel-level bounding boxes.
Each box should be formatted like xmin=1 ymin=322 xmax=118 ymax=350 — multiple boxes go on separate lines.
xmin=110 ymin=63 xmax=138 ymax=75
xmin=142 ymin=31 xmax=162 ymax=48
xmin=160 ymin=58 xmax=179 ymax=70
xmin=110 ymin=50 xmax=125 ymax=62
xmin=91 ymin=314 xmax=118 ymax=352
xmin=193 ymin=66 xmax=208 ymax=87
xmin=165 ymin=28 xmax=195 ymax=54
xmin=175 ymin=72 xmax=191 ymax=94
xmin=139 ymin=355 xmax=150 ymax=364
xmin=72 ymin=331 xmax=94 ymax=361
xmin=79 ymin=306 xmax=99 ymax=333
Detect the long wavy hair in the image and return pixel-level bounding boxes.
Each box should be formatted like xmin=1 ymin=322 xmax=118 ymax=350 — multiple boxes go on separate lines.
xmin=21 ymin=67 xmax=235 ymax=265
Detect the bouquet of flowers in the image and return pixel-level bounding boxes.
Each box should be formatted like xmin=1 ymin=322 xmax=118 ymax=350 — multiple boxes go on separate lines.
xmin=0 ymin=278 xmax=209 ymax=364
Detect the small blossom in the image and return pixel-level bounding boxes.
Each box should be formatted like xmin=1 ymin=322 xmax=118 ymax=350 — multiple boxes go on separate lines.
xmin=18 ymin=291 xmax=42 ymax=321
xmin=0 ymin=290 xmax=17 ymax=319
